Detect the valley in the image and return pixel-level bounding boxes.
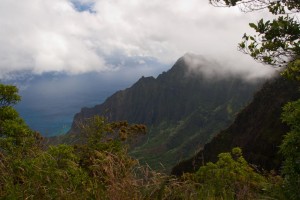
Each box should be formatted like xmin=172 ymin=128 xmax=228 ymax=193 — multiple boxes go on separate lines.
xmin=66 ymin=54 xmax=264 ymax=172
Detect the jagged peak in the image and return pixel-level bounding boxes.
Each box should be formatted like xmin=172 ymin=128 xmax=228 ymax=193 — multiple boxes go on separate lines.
xmin=167 ymin=53 xmax=216 ymax=79
xmin=131 ymin=75 xmax=156 ymax=87
xmin=139 ymin=76 xmax=155 ymax=81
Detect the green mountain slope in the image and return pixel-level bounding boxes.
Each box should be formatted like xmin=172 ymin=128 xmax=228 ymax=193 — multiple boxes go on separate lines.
xmin=68 ymin=54 xmax=263 ymax=171
xmin=171 ymin=77 xmax=300 ymax=176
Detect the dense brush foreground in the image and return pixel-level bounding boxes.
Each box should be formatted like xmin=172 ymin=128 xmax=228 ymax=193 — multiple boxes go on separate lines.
xmin=0 ymin=82 xmax=296 ymax=199
xmin=0 ymin=115 xmax=285 ymax=199
xmin=1 ymin=66 xmax=300 ymax=199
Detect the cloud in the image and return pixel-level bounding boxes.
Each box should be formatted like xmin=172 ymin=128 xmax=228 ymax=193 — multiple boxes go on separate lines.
xmin=0 ymin=0 xmax=274 ymax=79
xmin=183 ymin=53 xmax=275 ymax=81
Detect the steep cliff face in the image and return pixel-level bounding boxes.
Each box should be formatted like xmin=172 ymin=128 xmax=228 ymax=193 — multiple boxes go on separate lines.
xmin=68 ymin=55 xmax=263 ymax=171
xmin=171 ymin=77 xmax=300 ymax=176
xmin=71 ymin=56 xmax=259 ymax=130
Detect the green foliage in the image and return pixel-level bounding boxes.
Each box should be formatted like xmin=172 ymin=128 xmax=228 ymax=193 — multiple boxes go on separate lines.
xmin=239 ymin=16 xmax=300 ymax=66
xmin=0 ymin=113 xmax=150 ymax=199
xmin=131 ymin=88 xmax=255 ymax=173
xmin=186 ymin=147 xmax=282 ymax=199
xmin=1 ymin=145 xmax=89 ymax=199
xmin=210 ymin=0 xmax=300 ymax=69
xmin=231 ymin=1 xmax=300 ymax=198
xmin=208 ymin=1 xmax=300 ymax=198
xmin=227 ymin=1 xmax=300 ymax=197
xmin=0 ymin=84 xmax=21 ymax=107
xmin=282 ymin=59 xmax=300 ymax=81
xmin=0 ymin=84 xmax=41 ymax=157
xmin=70 ymin=57 xmax=260 ymax=174
xmin=0 ymin=84 xmax=286 ymax=199
xmin=280 ymin=99 xmax=300 ymax=200
xmin=78 ymin=116 xmax=146 ymax=148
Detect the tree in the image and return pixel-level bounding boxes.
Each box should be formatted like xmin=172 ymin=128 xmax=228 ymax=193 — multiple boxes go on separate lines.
xmin=0 ymin=84 xmax=20 ymax=107
xmin=211 ymin=0 xmax=300 ymax=68
xmin=0 ymin=85 xmax=198 ymax=199
xmin=0 ymin=84 xmax=43 ymax=198
xmin=280 ymin=99 xmax=300 ymax=199
xmin=0 ymin=84 xmax=41 ymax=157
xmin=187 ymin=147 xmax=283 ymax=199
xmin=210 ymin=0 xmax=300 ymax=13
xmin=208 ymin=1 xmax=300 ymax=199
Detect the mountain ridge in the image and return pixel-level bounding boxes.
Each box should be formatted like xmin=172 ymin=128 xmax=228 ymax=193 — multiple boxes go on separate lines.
xmin=171 ymin=76 xmax=300 ymax=175
xmin=67 ymin=54 xmax=264 ymax=171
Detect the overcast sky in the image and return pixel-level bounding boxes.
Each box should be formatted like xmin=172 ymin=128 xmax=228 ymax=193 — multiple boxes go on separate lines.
xmin=0 ymin=0 xmax=276 ymax=80
xmin=0 ymin=0 xmax=279 ymax=135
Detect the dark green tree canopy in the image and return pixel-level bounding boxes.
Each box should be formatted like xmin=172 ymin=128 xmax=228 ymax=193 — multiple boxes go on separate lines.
xmin=0 ymin=84 xmax=21 ymax=107
xmin=0 ymin=83 xmax=40 ymax=157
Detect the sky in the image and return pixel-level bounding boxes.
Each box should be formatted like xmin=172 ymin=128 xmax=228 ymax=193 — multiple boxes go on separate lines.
xmin=0 ymin=0 xmax=275 ymax=79
xmin=0 ymin=0 xmax=276 ymax=135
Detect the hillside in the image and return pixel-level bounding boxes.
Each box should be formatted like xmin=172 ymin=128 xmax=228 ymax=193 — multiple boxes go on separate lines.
xmin=172 ymin=77 xmax=300 ymax=176
xmin=67 ymin=54 xmax=263 ymax=171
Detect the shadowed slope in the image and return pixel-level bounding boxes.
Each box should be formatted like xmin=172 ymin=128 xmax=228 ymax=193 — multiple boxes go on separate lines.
xmin=172 ymin=77 xmax=300 ymax=176
xmin=67 ymin=55 xmax=263 ymax=171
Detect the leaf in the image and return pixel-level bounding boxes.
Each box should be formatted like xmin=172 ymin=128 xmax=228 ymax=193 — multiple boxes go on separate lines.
xmin=249 ymin=23 xmax=257 ymax=30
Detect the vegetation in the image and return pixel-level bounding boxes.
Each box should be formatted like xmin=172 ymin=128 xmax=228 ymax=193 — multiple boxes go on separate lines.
xmin=280 ymin=99 xmax=300 ymax=199
xmin=1 ymin=1 xmax=299 ymax=199
xmin=210 ymin=1 xmax=300 ymax=65
xmin=210 ymin=0 xmax=300 ymax=199
xmin=172 ymin=77 xmax=300 ymax=176
xmin=0 ymin=84 xmax=41 ymax=159
xmin=0 ymin=83 xmax=285 ymax=199
xmin=189 ymin=148 xmax=284 ymax=199
xmin=69 ymin=57 xmax=260 ymax=173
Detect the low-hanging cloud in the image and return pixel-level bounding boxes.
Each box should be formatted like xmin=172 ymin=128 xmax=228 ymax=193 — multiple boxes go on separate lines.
xmin=0 ymin=0 xmax=274 ymax=79
xmin=183 ymin=53 xmax=276 ymax=81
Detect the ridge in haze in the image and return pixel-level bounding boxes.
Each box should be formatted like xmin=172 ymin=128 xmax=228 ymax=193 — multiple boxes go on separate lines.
xmin=67 ymin=54 xmax=264 ymax=172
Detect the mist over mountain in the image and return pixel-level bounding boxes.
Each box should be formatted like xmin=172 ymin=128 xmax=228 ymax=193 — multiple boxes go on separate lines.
xmin=67 ymin=54 xmax=265 ymax=171
xmin=0 ymin=0 xmax=272 ymax=78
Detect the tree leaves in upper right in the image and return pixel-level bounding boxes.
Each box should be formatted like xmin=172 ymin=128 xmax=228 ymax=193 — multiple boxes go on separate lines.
xmin=211 ymin=0 xmax=300 ymax=79
xmin=209 ymin=1 xmax=300 ymax=199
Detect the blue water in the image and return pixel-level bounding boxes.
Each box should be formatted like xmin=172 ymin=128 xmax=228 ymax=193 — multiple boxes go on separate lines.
xmin=15 ymin=88 xmax=122 ymax=137
xmin=6 ymin=56 xmax=168 ymax=137
xmin=11 ymin=72 xmax=136 ymax=137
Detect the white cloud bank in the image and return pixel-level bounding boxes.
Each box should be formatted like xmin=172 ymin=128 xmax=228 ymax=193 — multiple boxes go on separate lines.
xmin=0 ymin=0 xmax=275 ymax=78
